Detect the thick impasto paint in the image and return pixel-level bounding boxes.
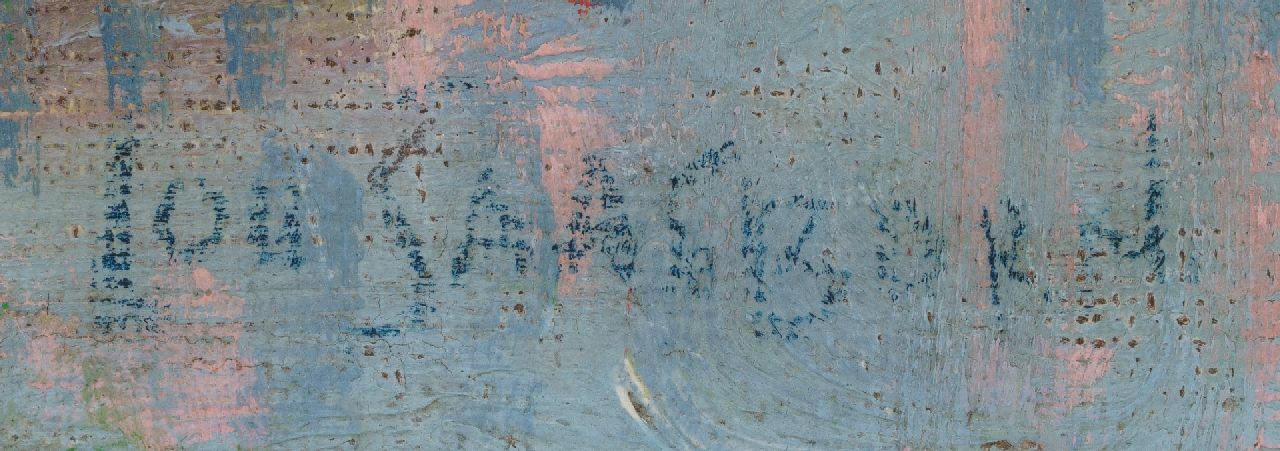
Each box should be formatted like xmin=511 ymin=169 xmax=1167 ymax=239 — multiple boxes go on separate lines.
xmin=1 ymin=0 xmax=1279 ymax=449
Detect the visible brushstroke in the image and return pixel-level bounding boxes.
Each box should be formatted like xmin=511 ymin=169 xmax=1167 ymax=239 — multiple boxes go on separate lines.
xmin=26 ymin=267 xmax=264 ymax=448
xmin=1017 ymin=0 xmax=1107 ymax=100
xmin=869 ymin=198 xmax=944 ymax=304
xmin=1233 ymin=24 xmax=1280 ymax=446
xmin=509 ymin=59 xmax=614 ymax=81
xmin=299 ymin=151 xmax=364 ymax=287
xmin=452 ymin=168 xmax=534 ymax=283
xmin=377 ymin=0 xmax=474 ymax=95
xmin=1069 ymin=112 xmax=1171 ymax=327
xmin=243 ymin=132 xmax=366 ymax=443
xmin=661 ymin=141 xmax=850 ymax=341
xmin=555 ymin=154 xmax=636 ymax=284
xmin=566 ymin=0 xmax=630 ymax=15
xmin=99 ymin=0 xmax=160 ymax=112
xmin=957 ymin=0 xmax=1009 ymax=304
xmin=366 ymin=124 xmax=438 ymax=318
xmin=3 ymin=1 xmax=1277 ymax=449
xmin=663 ymin=141 xmax=739 ymax=298
xmin=223 ymin=3 xmax=289 ymax=110
xmin=532 ymin=104 xmax=620 ymax=228
xmin=0 ymin=119 xmax=18 ymax=187
xmin=151 ymin=178 xmax=230 ymax=264
xmin=979 ymin=199 xmax=1030 ymax=306
xmin=91 ymin=137 xmax=156 ymax=333
xmin=0 ymin=0 xmax=35 ymax=111
xmin=255 ymin=135 xmax=364 ymax=287
xmin=247 ymin=183 xmax=305 ymax=268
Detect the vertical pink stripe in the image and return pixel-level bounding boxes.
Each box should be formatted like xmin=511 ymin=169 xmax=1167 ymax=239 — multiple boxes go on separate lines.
xmin=957 ymin=0 xmax=1008 ymax=306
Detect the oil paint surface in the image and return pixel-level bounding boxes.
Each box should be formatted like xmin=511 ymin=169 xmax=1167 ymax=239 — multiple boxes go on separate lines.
xmin=0 ymin=0 xmax=1276 ymax=449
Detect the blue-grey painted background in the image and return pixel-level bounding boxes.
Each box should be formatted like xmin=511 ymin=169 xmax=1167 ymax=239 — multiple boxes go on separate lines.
xmin=0 ymin=0 xmax=1274 ymax=449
